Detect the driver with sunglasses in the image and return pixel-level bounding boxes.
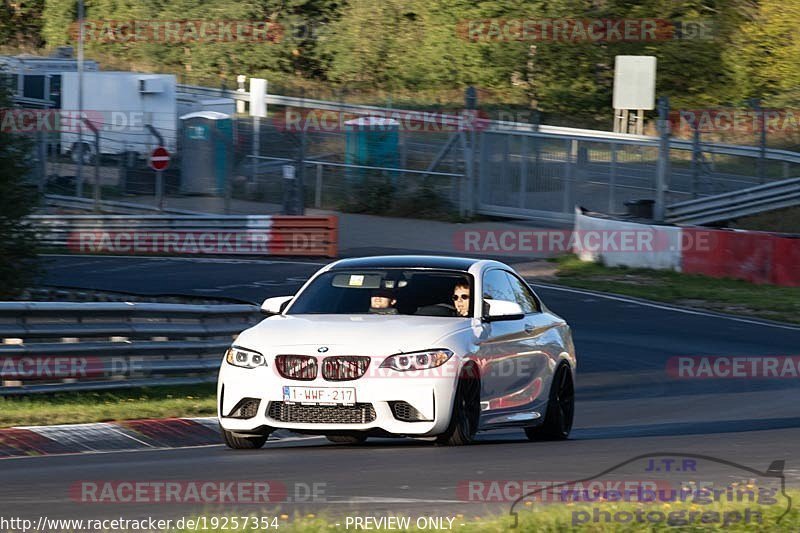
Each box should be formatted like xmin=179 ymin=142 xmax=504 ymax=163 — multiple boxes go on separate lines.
xmin=451 ymin=280 xmax=471 ymax=317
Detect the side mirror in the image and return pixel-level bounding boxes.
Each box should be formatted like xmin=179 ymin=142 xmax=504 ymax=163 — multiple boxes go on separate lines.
xmin=261 ymin=296 xmax=293 ymax=315
xmin=483 ymin=299 xmax=524 ymax=322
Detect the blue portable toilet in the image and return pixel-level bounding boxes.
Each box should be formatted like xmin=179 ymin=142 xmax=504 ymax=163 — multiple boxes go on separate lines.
xmin=344 ymin=116 xmax=400 ymax=183
xmin=180 ymin=111 xmax=233 ymax=195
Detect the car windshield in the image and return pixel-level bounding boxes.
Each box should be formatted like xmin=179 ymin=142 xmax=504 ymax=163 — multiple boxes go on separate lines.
xmin=287 ymin=269 xmax=472 ymax=317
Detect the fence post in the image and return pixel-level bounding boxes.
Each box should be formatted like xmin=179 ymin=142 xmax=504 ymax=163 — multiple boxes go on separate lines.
xmin=145 ymin=124 xmax=165 ymax=212
xmin=609 ymin=142 xmax=617 ymax=213
xmin=563 ymin=139 xmax=573 ymax=213
xmin=315 ymin=163 xmax=323 ymax=208
xmin=82 ymin=118 xmax=101 ymax=211
xmin=750 ymin=98 xmax=767 ymax=184
xmin=654 ymin=96 xmax=670 ymax=222
xmin=37 ymin=131 xmax=47 ymax=194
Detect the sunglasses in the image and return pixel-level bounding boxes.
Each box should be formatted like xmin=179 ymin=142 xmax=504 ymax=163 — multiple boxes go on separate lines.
xmin=452 ymin=294 xmax=470 ymax=301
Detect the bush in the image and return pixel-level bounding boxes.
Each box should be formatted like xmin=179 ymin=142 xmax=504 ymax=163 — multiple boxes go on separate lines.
xmin=0 ymin=87 xmax=41 ymax=298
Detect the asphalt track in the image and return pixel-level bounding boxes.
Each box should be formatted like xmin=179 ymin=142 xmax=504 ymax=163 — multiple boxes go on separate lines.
xmin=2 ymin=255 xmax=800 ymax=526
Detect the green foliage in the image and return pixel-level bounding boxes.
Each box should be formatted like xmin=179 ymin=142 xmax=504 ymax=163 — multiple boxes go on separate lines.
xmin=0 ymin=88 xmax=41 ymax=299
xmin=10 ymin=0 xmax=800 ymax=123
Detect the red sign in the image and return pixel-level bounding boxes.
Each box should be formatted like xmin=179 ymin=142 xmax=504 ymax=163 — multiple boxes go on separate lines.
xmin=149 ymin=146 xmax=170 ymax=171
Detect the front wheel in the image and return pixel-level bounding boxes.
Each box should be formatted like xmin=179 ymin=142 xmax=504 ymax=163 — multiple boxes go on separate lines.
xmin=436 ymin=366 xmax=481 ymax=446
xmin=221 ymin=425 xmax=269 ymax=449
xmin=525 ymin=363 xmax=574 ymax=441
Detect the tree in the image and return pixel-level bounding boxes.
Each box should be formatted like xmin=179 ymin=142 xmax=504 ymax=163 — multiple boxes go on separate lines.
xmin=0 ymin=86 xmax=41 ymax=299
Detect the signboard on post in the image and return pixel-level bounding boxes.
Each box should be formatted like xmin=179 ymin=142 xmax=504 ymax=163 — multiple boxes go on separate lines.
xmin=249 ymin=78 xmax=267 ymax=118
xmin=613 ymin=56 xmax=656 ymax=134
xmin=149 ymin=146 xmax=170 ymax=171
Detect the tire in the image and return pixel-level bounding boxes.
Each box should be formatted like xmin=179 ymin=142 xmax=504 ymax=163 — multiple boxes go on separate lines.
xmin=221 ymin=425 xmax=269 ymax=449
xmin=436 ymin=365 xmax=481 ymax=446
xmin=326 ymin=435 xmax=367 ymax=444
xmin=525 ymin=363 xmax=574 ymax=441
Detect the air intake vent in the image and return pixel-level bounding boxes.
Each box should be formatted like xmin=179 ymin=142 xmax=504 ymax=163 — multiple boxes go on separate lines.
xmin=267 ymin=402 xmax=376 ymax=424
xmin=275 ymin=355 xmax=318 ymax=380
xmin=389 ymin=401 xmax=429 ymax=422
xmin=228 ymin=398 xmax=261 ymax=419
xmin=321 ymin=356 xmax=371 ymax=381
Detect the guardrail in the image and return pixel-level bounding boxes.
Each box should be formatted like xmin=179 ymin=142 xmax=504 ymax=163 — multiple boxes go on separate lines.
xmin=30 ymin=214 xmax=339 ymax=257
xmin=44 ymin=194 xmax=207 ymax=215
xmin=0 ymin=302 xmax=261 ymax=395
xmin=666 ymin=177 xmax=800 ymax=225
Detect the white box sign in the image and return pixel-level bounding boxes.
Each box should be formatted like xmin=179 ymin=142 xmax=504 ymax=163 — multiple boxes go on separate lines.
xmin=613 ymin=56 xmax=656 ymax=110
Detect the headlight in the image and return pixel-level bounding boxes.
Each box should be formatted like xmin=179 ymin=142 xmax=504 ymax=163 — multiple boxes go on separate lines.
xmin=225 ymin=346 xmax=266 ymax=369
xmin=380 ymin=349 xmax=453 ymax=371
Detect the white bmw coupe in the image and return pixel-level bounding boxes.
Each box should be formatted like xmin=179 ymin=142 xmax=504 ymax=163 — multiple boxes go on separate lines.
xmin=218 ymin=255 xmax=576 ymax=447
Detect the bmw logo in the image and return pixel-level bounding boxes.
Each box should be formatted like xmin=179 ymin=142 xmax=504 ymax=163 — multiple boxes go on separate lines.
xmin=317 ymin=346 xmax=329 ymax=353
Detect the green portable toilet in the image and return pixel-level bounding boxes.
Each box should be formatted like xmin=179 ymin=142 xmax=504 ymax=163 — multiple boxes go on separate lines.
xmin=180 ymin=111 xmax=233 ymax=195
xmin=344 ymin=116 xmax=400 ymax=183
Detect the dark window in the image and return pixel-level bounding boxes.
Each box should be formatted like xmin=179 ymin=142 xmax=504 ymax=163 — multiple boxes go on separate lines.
xmin=504 ymin=272 xmax=541 ymax=314
xmin=287 ymin=269 xmax=471 ymax=317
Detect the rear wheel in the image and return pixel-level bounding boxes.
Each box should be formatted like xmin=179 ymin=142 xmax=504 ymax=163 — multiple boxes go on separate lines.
xmin=326 ymin=435 xmax=367 ymax=445
xmin=436 ymin=365 xmax=481 ymax=446
xmin=525 ymin=363 xmax=574 ymax=441
xmin=221 ymin=425 xmax=269 ymax=449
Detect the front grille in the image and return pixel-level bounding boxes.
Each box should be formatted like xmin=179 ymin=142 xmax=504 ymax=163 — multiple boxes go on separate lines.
xmin=228 ymin=398 xmax=261 ymax=419
xmin=267 ymin=402 xmax=376 ymax=424
xmin=275 ymin=354 xmax=318 ymax=380
xmin=322 ymin=356 xmax=371 ymax=381
xmin=389 ymin=401 xmax=429 ymax=422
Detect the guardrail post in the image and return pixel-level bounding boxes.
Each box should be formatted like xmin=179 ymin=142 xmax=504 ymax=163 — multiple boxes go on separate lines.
xmin=654 ymin=96 xmax=670 ymax=222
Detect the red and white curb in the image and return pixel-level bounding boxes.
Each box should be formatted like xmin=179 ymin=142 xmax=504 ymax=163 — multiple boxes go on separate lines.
xmin=0 ymin=417 xmax=297 ymax=458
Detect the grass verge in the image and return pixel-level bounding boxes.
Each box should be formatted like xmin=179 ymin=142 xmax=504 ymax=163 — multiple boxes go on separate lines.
xmin=0 ymin=384 xmax=216 ymax=428
xmin=550 ymin=255 xmax=800 ymax=325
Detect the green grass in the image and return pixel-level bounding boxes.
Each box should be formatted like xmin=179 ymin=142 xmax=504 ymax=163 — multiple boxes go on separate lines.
xmin=0 ymin=384 xmax=216 ymax=428
xmin=550 ymin=255 xmax=800 ymax=324
xmin=168 ymin=493 xmax=800 ymax=532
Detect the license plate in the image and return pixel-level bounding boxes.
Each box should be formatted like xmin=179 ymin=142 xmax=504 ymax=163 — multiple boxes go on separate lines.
xmin=282 ymin=386 xmax=356 ymax=405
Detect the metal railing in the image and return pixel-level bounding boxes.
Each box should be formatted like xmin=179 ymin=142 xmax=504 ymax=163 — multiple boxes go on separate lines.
xmin=666 ymin=177 xmax=800 ymax=225
xmin=0 ymin=302 xmax=261 ymax=395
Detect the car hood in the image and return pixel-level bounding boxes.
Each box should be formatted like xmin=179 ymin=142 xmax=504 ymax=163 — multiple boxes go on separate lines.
xmin=235 ymin=314 xmax=473 ymax=355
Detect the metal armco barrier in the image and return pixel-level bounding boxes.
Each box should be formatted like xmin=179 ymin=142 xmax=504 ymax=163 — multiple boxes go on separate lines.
xmin=666 ymin=177 xmax=800 ymax=226
xmin=0 ymin=302 xmax=261 ymax=395
xmin=30 ymin=214 xmax=338 ymax=257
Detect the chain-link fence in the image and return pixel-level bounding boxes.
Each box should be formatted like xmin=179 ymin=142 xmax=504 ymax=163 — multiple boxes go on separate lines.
xmin=17 ymin=89 xmax=800 ymax=223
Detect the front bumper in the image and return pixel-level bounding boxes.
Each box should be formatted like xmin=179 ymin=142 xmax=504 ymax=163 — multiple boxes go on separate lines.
xmin=218 ymin=357 xmax=460 ymax=437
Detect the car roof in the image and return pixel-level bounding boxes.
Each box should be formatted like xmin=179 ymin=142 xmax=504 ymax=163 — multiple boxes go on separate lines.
xmin=328 ymin=255 xmax=483 ymax=272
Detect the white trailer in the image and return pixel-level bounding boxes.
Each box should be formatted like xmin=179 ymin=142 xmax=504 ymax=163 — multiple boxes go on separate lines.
xmin=60 ymin=72 xmax=177 ymax=162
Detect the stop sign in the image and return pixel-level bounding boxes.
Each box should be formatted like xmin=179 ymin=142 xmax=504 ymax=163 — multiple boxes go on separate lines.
xmin=149 ymin=146 xmax=170 ymax=171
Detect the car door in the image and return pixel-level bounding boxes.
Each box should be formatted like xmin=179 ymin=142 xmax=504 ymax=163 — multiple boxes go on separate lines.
xmin=474 ymin=268 xmax=531 ymax=413
xmin=503 ymin=271 xmax=564 ymax=407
